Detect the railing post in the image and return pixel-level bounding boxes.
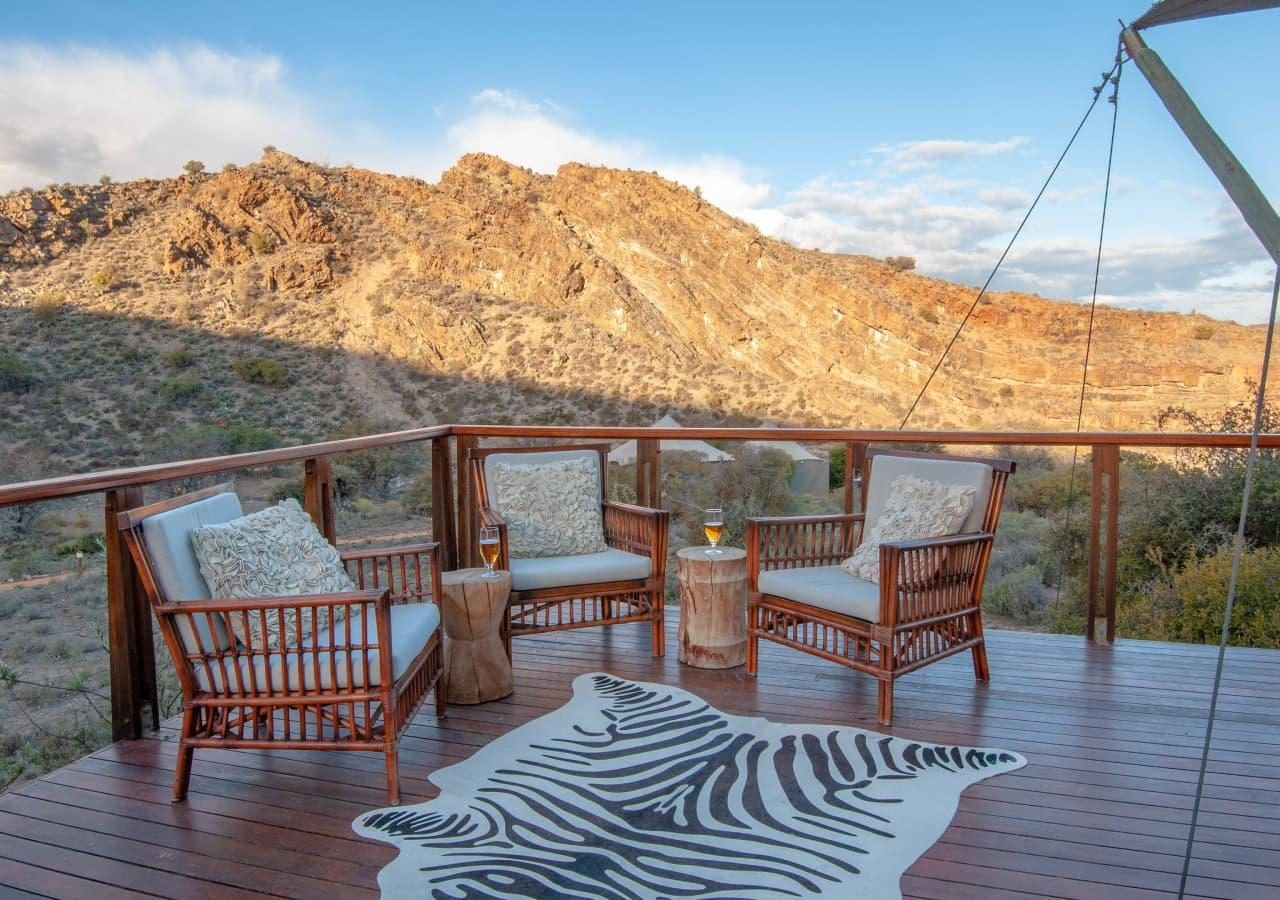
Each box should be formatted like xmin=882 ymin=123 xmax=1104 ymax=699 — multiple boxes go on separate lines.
xmin=303 ymin=456 xmax=337 ymax=545
xmin=1086 ymin=444 xmax=1120 ymax=644
xmin=844 ymin=441 xmax=868 ymax=514
xmin=635 ymin=438 xmax=661 ymax=509
xmin=455 ymin=434 xmax=479 ymax=569
xmin=431 ymin=436 xmax=459 ymax=571
xmin=104 ymin=487 xmax=158 ymax=740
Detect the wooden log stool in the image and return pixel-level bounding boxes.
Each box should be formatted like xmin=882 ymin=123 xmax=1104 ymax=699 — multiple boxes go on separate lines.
xmin=440 ymin=568 xmax=513 ymax=704
xmin=676 ymin=547 xmax=748 ymax=668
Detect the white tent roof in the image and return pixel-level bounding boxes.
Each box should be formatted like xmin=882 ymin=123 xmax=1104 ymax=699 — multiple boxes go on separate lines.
xmin=744 ymin=422 xmax=821 ymax=461
xmin=609 ymin=414 xmax=735 ymax=464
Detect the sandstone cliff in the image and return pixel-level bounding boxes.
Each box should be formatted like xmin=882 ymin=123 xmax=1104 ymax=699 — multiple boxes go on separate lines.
xmin=0 ymin=150 xmax=1267 ymax=472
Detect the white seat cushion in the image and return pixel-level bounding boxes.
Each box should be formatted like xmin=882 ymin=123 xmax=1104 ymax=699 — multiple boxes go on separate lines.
xmin=758 ymin=566 xmax=882 ymax=623
xmin=193 ymin=602 xmax=440 ymax=694
xmin=510 ymin=549 xmax=651 ymax=592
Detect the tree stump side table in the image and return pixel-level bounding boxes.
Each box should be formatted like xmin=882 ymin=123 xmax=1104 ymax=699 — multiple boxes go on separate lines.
xmin=676 ymin=547 xmax=748 ymax=668
xmin=440 ymin=568 xmax=513 ymax=704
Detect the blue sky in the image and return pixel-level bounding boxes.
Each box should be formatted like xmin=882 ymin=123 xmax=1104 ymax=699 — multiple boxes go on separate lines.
xmin=3 ymin=1 xmax=1278 ymax=322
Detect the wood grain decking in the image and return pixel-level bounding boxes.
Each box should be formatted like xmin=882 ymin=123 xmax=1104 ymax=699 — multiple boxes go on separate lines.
xmin=1 ymin=625 xmax=1277 ymax=899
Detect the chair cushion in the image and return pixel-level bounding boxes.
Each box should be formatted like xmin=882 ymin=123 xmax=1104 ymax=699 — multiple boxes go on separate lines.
xmin=863 ymin=455 xmax=992 ymax=535
xmin=842 ymin=474 xmax=975 ymax=583
xmin=190 ymin=498 xmax=356 ymax=649
xmin=488 ymin=454 xmax=608 ymax=558
xmin=193 ymin=602 xmax=440 ymax=694
xmin=140 ymin=490 xmax=244 ymax=652
xmin=758 ymin=566 xmax=882 ymax=623
xmin=510 ymin=549 xmax=651 ymax=592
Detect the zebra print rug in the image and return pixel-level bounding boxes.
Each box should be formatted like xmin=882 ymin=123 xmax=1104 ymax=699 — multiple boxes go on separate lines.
xmin=354 ymin=673 xmax=1025 ymax=899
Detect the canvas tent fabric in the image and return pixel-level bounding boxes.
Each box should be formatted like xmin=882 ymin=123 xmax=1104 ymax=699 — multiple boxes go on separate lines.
xmin=608 ymin=415 xmax=734 ymax=465
xmin=1132 ymin=0 xmax=1280 ymax=30
xmin=744 ymin=423 xmax=830 ymax=497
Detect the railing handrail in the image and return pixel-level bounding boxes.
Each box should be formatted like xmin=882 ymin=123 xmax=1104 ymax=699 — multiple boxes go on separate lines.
xmin=1 ymin=423 xmax=1277 ymax=508
xmin=0 ymin=425 xmax=451 ymax=506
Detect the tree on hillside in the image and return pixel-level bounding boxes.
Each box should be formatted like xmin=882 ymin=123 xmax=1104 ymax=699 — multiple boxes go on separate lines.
xmin=183 ymin=160 xmax=205 ymax=176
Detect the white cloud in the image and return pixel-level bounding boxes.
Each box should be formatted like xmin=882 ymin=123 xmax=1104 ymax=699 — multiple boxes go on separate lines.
xmin=0 ymin=43 xmax=331 ymax=190
xmin=871 ymin=136 xmax=1028 ymax=172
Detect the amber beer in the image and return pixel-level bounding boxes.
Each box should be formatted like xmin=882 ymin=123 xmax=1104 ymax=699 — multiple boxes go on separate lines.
xmin=703 ymin=507 xmax=724 ymax=555
xmin=479 ymin=526 xmax=501 ymax=577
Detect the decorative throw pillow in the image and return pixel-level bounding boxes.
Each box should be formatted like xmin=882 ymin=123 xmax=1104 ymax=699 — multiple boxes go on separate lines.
xmin=190 ymin=498 xmax=356 ymax=649
xmin=489 ymin=456 xmax=609 ymax=558
xmin=841 ymin=474 xmax=976 ymax=584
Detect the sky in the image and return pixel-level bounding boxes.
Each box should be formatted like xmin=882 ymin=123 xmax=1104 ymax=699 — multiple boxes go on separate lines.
xmin=2 ymin=1 xmax=1278 ymax=323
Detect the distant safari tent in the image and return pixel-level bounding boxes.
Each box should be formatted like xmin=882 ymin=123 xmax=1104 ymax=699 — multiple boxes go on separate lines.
xmin=608 ymin=415 xmax=735 ymax=465
xmin=745 ymin=422 xmax=830 ymax=498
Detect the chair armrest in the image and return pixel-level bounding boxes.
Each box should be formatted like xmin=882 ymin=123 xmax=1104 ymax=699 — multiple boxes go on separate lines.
xmin=154 ymin=589 xmax=394 ymax=687
xmin=878 ymin=532 xmax=994 ymax=627
xmin=341 ymin=542 xmax=443 ymax=606
xmin=602 ymin=501 xmax=668 ymax=571
xmin=747 ymin=514 xmax=864 ymax=588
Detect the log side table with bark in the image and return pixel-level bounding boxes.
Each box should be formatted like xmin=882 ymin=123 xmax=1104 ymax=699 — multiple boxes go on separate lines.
xmin=676 ymin=546 xmax=748 ymax=669
xmin=440 ymin=568 xmax=513 ymax=704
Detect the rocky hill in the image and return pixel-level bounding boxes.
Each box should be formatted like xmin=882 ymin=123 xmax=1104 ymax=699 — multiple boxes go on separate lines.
xmin=0 ymin=149 xmax=1267 ymax=476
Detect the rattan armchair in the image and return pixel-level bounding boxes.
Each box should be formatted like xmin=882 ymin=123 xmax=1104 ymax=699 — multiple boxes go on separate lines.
xmin=468 ymin=444 xmax=669 ymax=656
xmin=747 ymin=449 xmax=1014 ymax=725
xmin=117 ymin=483 xmax=446 ymax=804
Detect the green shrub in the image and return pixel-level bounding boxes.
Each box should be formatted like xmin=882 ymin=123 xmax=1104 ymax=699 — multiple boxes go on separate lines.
xmin=247 ymin=230 xmax=277 ymax=255
xmin=0 ymin=352 xmax=37 ymax=393
xmin=91 ymin=269 xmax=116 ymax=290
xmin=269 ymin=479 xmax=305 ymax=503
xmin=163 ymin=348 xmax=196 ymax=369
xmin=885 ymin=256 xmax=916 ymax=272
xmin=54 ymin=534 xmax=105 ymax=558
xmin=1193 ymin=324 xmax=1215 ymax=340
xmin=1121 ymin=544 xmax=1280 ymax=647
xmin=233 ymin=357 xmax=290 ymax=386
xmin=159 ymin=373 xmax=202 ymax=403
xmin=183 ymin=160 xmax=205 ymax=176
xmin=405 ymin=473 xmax=432 ymax=515
xmin=32 ymin=292 xmax=65 ymax=324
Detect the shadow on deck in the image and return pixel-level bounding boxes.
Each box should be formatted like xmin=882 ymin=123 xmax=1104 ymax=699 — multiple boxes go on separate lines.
xmin=1 ymin=626 xmax=1277 ymax=899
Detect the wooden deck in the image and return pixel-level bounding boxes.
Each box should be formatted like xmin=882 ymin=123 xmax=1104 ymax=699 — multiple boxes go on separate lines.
xmin=0 ymin=624 xmax=1276 ymax=899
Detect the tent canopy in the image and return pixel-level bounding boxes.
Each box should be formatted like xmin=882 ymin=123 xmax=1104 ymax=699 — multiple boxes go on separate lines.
xmin=1132 ymin=0 xmax=1280 ymax=30
xmin=608 ymin=415 xmax=734 ymax=465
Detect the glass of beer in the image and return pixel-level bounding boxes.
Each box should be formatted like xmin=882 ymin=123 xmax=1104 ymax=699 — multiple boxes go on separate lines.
xmin=704 ymin=508 xmax=724 ymax=555
xmin=479 ymin=526 xmax=501 ymax=578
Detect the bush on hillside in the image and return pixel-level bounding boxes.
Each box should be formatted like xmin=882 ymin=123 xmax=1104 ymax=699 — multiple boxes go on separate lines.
xmin=233 ymin=357 xmax=290 ymax=387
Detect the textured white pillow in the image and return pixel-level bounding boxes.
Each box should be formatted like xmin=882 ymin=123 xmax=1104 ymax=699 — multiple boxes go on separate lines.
xmin=490 ymin=456 xmax=609 ymax=558
xmin=190 ymin=498 xmax=356 ymax=649
xmin=841 ymin=474 xmax=976 ymax=583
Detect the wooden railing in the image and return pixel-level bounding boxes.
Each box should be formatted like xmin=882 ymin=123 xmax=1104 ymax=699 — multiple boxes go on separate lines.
xmin=1 ymin=424 xmax=1276 ymax=741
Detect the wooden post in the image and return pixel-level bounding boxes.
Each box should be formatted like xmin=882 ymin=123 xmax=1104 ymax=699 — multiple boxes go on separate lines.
xmin=844 ymin=441 xmax=868 ymax=514
xmin=303 ymin=456 xmax=337 ymax=545
xmin=649 ymin=439 xmax=663 ymax=508
xmin=104 ymin=487 xmax=158 ymax=740
xmin=636 ymin=438 xmax=660 ymax=509
xmin=431 ymin=436 xmax=459 ymax=571
xmin=455 ymin=434 xmax=479 ymax=569
xmin=1087 ymin=444 xmax=1120 ymax=644
xmin=1122 ymin=28 xmax=1280 ymax=266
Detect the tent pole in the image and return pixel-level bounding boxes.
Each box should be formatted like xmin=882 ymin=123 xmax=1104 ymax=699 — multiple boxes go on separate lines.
xmin=1122 ymin=27 xmax=1280 ymax=265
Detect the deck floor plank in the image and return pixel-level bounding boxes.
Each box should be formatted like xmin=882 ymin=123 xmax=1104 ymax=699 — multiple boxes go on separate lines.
xmin=1 ymin=627 xmax=1275 ymax=898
